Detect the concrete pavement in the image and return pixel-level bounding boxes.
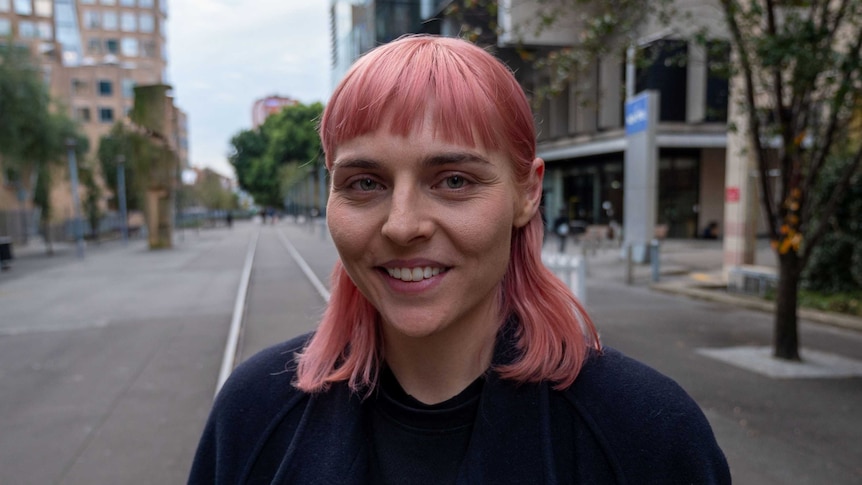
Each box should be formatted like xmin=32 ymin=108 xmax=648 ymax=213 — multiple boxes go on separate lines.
xmin=1 ymin=220 xmax=860 ymax=484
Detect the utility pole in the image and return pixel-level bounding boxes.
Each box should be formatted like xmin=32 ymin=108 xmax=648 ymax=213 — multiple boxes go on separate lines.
xmin=117 ymin=155 xmax=129 ymax=244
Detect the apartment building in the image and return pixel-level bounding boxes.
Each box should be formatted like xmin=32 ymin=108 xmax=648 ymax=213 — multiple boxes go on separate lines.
xmin=0 ymin=0 xmax=186 ymax=240
xmin=252 ymin=95 xmax=299 ymax=129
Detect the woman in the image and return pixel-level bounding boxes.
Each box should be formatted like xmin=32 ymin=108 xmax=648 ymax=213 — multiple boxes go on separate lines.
xmin=189 ymin=35 xmax=730 ymax=484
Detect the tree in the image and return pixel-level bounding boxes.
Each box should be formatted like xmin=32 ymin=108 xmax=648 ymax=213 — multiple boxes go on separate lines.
xmin=97 ymin=123 xmax=144 ymax=212
xmin=228 ymin=102 xmax=324 ymax=208
xmin=454 ymin=0 xmax=862 ymax=361
xmin=801 ymin=149 xmax=862 ymax=293
xmin=0 ymin=42 xmax=87 ymax=247
xmin=719 ymin=0 xmax=862 ymax=359
xmin=195 ymin=169 xmax=238 ymax=211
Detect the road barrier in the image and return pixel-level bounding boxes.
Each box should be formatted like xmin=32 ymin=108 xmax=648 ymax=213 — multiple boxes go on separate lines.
xmin=542 ymin=252 xmax=587 ymax=304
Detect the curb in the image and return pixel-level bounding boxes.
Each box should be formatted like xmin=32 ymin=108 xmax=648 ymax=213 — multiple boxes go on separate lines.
xmin=652 ymin=281 xmax=862 ymax=333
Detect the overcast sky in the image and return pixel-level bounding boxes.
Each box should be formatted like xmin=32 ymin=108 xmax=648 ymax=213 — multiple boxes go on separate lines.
xmin=167 ymin=0 xmax=331 ymax=178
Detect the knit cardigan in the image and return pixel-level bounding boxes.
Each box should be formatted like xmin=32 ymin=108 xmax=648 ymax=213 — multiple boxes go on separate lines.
xmin=189 ymin=332 xmax=730 ymax=484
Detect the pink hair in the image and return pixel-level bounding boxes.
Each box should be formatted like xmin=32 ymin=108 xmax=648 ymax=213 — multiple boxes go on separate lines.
xmin=295 ymin=35 xmax=600 ymax=394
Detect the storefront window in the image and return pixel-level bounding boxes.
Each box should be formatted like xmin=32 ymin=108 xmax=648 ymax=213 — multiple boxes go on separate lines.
xmin=658 ymin=150 xmax=700 ymax=238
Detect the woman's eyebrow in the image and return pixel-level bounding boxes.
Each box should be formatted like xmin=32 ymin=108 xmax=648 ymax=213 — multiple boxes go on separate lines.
xmin=330 ymin=158 xmax=380 ymax=171
xmin=421 ymin=152 xmax=491 ymax=167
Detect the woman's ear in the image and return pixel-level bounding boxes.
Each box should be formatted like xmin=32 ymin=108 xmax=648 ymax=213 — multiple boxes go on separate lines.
xmin=514 ymin=157 xmax=545 ymax=228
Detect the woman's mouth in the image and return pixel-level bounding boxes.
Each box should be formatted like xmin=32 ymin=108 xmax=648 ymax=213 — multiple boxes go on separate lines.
xmin=385 ymin=266 xmax=446 ymax=282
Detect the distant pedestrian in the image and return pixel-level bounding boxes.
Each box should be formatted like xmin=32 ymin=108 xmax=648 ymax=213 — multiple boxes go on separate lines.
xmin=188 ymin=35 xmax=730 ymax=485
xmin=225 ymin=211 xmax=233 ymax=228
xmin=702 ymin=221 xmax=719 ymax=239
xmin=553 ymin=210 xmax=570 ymax=252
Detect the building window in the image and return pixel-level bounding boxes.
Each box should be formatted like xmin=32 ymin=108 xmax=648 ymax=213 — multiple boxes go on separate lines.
xmin=121 ymin=12 xmax=135 ymax=31
xmin=75 ymin=107 xmax=91 ymax=122
xmin=79 ymin=0 xmax=95 ymax=3
xmin=121 ymin=78 xmax=135 ymax=98
xmin=98 ymin=80 xmax=113 ymax=96
xmin=83 ymin=10 xmax=100 ymax=29
xmin=635 ymin=39 xmax=688 ymax=122
xmin=121 ymin=37 xmax=138 ymax=56
xmin=0 ymin=0 xmax=9 ymax=12
xmin=105 ymin=38 xmax=119 ymax=54
xmin=142 ymin=40 xmax=156 ymax=58
xmin=0 ymin=18 xmax=10 ymax=36
xmin=120 ymin=0 xmax=134 ymax=5
xmin=138 ymin=0 xmax=153 ymax=7
xmin=102 ymin=11 xmax=117 ymax=30
xmin=72 ymin=78 xmax=88 ymax=95
xmin=86 ymin=37 xmax=102 ymax=55
xmin=705 ymin=40 xmax=730 ymax=123
xmin=100 ymin=0 xmax=115 ymax=5
xmin=33 ymin=0 xmax=50 ymax=16
xmin=138 ymin=13 xmax=154 ymax=33
xmin=99 ymin=107 xmax=114 ymax=122
xmin=14 ymin=0 xmax=31 ymax=15
xmin=18 ymin=20 xmax=36 ymax=38
xmin=36 ymin=20 xmax=51 ymax=39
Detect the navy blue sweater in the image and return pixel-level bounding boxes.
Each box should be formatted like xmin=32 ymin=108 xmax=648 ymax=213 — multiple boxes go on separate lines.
xmin=189 ymin=333 xmax=730 ymax=484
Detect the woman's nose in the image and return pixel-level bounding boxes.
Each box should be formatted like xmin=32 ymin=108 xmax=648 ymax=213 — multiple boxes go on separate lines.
xmin=381 ymin=186 xmax=432 ymax=245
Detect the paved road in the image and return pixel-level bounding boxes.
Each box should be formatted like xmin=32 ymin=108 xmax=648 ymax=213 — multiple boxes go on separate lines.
xmin=1 ymin=219 xmax=860 ymax=484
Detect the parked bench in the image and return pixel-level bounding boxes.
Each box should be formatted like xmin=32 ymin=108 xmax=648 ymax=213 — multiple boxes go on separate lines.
xmin=728 ymin=265 xmax=778 ymax=297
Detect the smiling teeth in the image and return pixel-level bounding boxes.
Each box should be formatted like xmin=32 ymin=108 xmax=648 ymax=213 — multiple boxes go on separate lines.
xmin=387 ymin=267 xmax=442 ymax=282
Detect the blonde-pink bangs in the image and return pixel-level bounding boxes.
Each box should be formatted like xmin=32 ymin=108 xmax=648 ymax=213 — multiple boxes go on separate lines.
xmin=319 ymin=35 xmax=536 ymax=171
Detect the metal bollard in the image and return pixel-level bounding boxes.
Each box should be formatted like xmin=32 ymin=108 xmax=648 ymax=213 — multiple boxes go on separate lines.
xmin=650 ymin=239 xmax=660 ymax=282
xmin=625 ymin=243 xmax=633 ymax=285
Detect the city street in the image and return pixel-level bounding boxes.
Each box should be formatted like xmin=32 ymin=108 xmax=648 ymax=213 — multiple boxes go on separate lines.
xmin=0 ymin=220 xmax=860 ymax=484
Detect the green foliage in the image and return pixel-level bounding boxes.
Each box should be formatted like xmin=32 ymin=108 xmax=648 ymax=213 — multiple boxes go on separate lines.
xmin=228 ymin=102 xmax=323 ymax=208
xmin=130 ymin=85 xmax=170 ymax=135
xmin=802 ymin=152 xmax=862 ymax=292
xmin=97 ymin=123 xmax=143 ymax=211
xmin=0 ymin=41 xmax=86 ymax=229
xmin=194 ymin=170 xmax=239 ymax=211
xmin=799 ymin=290 xmax=862 ymax=317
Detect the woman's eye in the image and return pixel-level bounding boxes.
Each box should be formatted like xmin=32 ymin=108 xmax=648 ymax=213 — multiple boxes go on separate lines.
xmin=354 ymin=178 xmax=379 ymax=191
xmin=445 ymin=175 xmax=466 ymax=189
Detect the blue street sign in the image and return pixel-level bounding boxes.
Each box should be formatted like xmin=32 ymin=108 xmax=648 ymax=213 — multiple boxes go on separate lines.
xmin=625 ymin=93 xmax=649 ymax=135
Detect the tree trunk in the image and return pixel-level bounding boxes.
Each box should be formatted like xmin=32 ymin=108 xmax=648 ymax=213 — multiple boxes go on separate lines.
xmin=773 ymin=251 xmax=802 ymax=360
xmin=42 ymin=221 xmax=53 ymax=256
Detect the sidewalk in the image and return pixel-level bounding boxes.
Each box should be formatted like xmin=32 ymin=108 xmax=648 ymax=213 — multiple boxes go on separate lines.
xmin=0 ymin=226 xmax=248 ymax=485
xmin=546 ymin=233 xmax=862 ymax=333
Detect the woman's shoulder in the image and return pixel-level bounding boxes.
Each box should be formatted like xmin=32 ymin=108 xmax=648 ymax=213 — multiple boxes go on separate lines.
xmin=561 ymin=346 xmax=730 ymax=483
xmin=570 ymin=346 xmax=691 ymax=401
xmin=188 ymin=333 xmax=314 ymax=484
xmin=565 ymin=346 xmax=711 ymax=431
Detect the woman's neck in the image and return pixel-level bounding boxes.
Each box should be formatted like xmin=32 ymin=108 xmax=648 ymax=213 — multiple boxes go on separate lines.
xmin=382 ymin=319 xmax=500 ymax=405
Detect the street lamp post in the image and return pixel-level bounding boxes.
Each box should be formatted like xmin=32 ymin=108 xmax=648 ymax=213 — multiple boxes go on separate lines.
xmin=65 ymin=138 xmax=85 ymax=258
xmin=117 ymin=155 xmax=129 ymax=244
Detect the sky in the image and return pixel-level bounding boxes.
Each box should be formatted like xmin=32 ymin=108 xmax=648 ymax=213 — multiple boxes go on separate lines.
xmin=167 ymin=0 xmax=331 ymax=178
